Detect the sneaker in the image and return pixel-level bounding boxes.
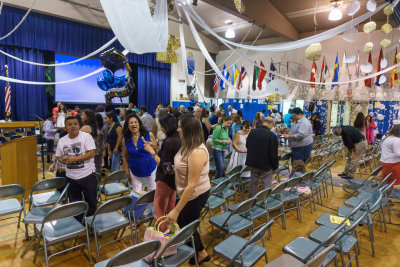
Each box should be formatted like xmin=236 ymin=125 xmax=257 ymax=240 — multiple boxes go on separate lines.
xmin=342 ymin=175 xmax=354 ymax=180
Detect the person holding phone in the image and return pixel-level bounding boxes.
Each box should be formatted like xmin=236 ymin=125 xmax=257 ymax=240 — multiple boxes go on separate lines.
xmin=122 ymin=113 xmax=158 ymax=193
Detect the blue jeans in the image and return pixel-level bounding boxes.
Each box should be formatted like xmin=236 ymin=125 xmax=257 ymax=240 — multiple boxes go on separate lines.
xmin=291 ymin=143 xmax=313 ymax=163
xmin=111 ymin=151 xmax=121 ymax=172
xmin=212 ymin=149 xmax=225 ymax=178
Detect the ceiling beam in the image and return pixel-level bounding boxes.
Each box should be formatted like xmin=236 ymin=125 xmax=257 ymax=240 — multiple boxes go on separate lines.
xmin=200 ymin=0 xmax=299 ymax=40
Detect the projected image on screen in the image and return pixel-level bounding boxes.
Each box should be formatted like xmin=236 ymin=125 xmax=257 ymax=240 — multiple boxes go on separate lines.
xmin=55 ymin=54 xmax=128 ymax=104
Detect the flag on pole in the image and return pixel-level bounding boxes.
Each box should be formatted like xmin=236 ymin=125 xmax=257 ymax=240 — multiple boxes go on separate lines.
xmin=268 ymin=61 xmax=277 ymax=82
xmin=392 ymin=48 xmax=398 ymax=88
xmin=340 ymin=52 xmax=349 ymax=82
xmin=331 ymin=53 xmax=339 ymax=89
xmin=310 ymin=61 xmax=317 ymax=88
xmin=5 ymin=65 xmax=10 ymax=117
xmin=232 ymin=64 xmax=240 ymax=86
xmin=237 ymin=64 xmax=247 ymax=89
xmin=213 ymin=74 xmax=220 ymax=92
xmin=320 ymin=57 xmax=329 ymax=89
xmin=375 ymin=48 xmax=383 ymax=86
xmin=252 ymin=64 xmax=259 ymax=91
xmin=364 ymin=52 xmax=372 ymax=88
xmin=355 ymin=52 xmax=360 ymax=79
xmin=220 ymin=65 xmax=230 ymax=90
xmin=257 ymin=61 xmax=267 ymax=90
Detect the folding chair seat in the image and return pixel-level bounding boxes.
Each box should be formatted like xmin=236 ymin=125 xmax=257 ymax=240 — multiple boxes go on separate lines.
xmin=98 ymin=170 xmax=130 ymax=203
xmin=213 ymin=220 xmax=273 ymax=267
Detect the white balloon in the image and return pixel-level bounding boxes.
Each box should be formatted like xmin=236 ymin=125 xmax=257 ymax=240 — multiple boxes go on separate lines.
xmin=343 ymin=27 xmax=359 ymax=42
xmin=360 ymin=63 xmax=373 ymax=73
xmin=345 ymin=53 xmax=356 ymax=63
xmin=355 ymin=105 xmax=362 ymax=111
xmin=380 ymin=104 xmax=386 ymax=110
xmin=377 ymin=114 xmax=384 ymax=120
xmin=346 ymin=1 xmax=360 ymax=16
xmin=379 ymin=75 xmax=386 ymax=84
xmin=366 ymin=0 xmax=376 ymax=12
xmin=381 ymin=58 xmax=388 ymax=68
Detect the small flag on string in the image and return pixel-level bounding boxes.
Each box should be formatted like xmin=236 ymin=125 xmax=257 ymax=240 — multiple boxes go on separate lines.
xmin=257 ymin=60 xmax=267 ymax=90
xmin=213 ymin=74 xmax=220 ymax=92
xmin=237 ymin=64 xmax=247 ymax=89
xmin=331 ymin=53 xmax=339 ymax=89
xmin=364 ymin=52 xmax=372 ymax=88
xmin=391 ymin=48 xmax=398 ymax=88
xmin=310 ymin=61 xmax=317 ymax=88
xmin=219 ymin=65 xmax=230 ymax=90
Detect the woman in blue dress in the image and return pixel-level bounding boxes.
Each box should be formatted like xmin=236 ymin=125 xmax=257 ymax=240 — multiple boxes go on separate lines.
xmin=122 ymin=113 xmax=158 ymax=193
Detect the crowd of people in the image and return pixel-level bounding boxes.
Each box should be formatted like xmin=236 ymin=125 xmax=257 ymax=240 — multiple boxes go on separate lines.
xmin=43 ymin=100 xmax=398 ymax=264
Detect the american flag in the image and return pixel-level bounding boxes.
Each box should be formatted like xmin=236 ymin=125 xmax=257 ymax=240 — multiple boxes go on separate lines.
xmin=5 ymin=67 xmax=10 ymax=116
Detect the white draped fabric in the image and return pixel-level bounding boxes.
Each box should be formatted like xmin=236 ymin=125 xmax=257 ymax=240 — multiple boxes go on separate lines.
xmin=99 ymin=0 xmax=168 ymax=54
xmin=184 ymin=1 xmax=386 ymax=52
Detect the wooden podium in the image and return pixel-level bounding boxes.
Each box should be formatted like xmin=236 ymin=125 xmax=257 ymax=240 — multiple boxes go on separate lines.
xmin=1 ymin=136 xmax=37 ymax=194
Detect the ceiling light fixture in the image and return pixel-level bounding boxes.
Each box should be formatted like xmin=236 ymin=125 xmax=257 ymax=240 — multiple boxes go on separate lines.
xmin=328 ymin=0 xmax=342 ymax=21
xmin=225 ymin=28 xmax=235 ymax=38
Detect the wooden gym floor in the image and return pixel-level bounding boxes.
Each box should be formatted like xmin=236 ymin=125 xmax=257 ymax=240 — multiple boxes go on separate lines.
xmin=0 ymin=159 xmax=399 ymax=267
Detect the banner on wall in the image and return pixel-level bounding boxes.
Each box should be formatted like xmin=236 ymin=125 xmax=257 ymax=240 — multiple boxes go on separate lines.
xmin=187 ymin=51 xmax=195 ymax=75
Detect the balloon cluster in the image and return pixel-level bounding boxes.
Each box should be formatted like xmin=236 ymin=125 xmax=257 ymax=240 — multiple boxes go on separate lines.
xmin=97 ymin=48 xmax=135 ymax=103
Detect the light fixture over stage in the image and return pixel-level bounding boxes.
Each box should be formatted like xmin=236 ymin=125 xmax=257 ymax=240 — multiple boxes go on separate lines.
xmin=225 ymin=21 xmax=235 ymax=39
xmin=329 ymin=0 xmax=342 ymax=21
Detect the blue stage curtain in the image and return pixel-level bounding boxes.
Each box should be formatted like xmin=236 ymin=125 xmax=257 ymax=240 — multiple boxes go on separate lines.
xmin=137 ymin=63 xmax=171 ymax=114
xmin=368 ymin=101 xmax=400 ymax=135
xmin=0 ymin=45 xmax=47 ymax=121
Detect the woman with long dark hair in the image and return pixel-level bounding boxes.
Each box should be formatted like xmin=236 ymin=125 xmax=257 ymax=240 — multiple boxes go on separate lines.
xmin=122 ymin=113 xmax=158 ymax=192
xmin=165 ymin=114 xmax=211 ymax=266
xmin=94 ymin=113 xmax=107 ymax=174
xmin=354 ymin=112 xmax=366 ymax=137
xmin=56 ymin=103 xmax=68 ymax=128
xmin=153 ymin=114 xmax=181 ymax=231
xmin=81 ymin=109 xmax=98 ymax=137
xmin=105 ymin=112 xmax=123 ymax=172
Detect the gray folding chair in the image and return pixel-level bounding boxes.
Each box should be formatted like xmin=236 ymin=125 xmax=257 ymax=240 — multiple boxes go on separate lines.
xmin=203 ymin=179 xmax=230 ymax=218
xmin=131 ymin=190 xmax=155 ymax=243
xmin=282 ymin=176 xmax=303 ymax=222
xmin=213 ymin=220 xmax=274 ymax=266
xmin=275 ymin=152 xmax=292 ymax=182
xmin=343 ymin=166 xmax=382 ymax=195
xmin=22 ymin=184 xmax=70 ymax=243
xmin=29 ymin=177 xmax=67 ymax=210
xmin=0 ymin=184 xmax=25 ymax=229
xmin=95 ymin=240 xmax=161 ymax=267
xmin=87 ymin=196 xmax=134 ymax=261
xmin=155 ymin=219 xmax=201 ymax=267
xmin=209 ymin=198 xmax=256 ymax=247
xmin=98 ymin=170 xmax=130 ymax=204
xmin=264 ymin=244 xmax=335 ymax=267
xmin=266 ymin=182 xmax=287 ymax=229
xmin=31 ymin=201 xmax=92 ymax=267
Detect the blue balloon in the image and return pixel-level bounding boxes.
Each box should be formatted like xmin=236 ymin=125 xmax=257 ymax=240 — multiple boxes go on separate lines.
xmin=103 ymin=69 xmax=114 ymax=85
xmin=111 ymin=75 xmax=126 ymax=88
xmin=97 ymin=78 xmax=110 ymax=91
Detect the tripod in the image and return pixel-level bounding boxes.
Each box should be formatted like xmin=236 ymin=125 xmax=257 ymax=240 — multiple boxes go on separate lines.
xmin=34 ymin=115 xmax=46 ymax=180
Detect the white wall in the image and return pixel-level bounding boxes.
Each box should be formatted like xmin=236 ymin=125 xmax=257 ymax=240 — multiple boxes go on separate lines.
xmin=216 ymin=29 xmax=400 ymax=101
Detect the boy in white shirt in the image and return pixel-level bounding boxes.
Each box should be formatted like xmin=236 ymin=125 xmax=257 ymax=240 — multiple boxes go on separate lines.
xmin=56 ymin=116 xmax=97 ymax=219
xmin=43 ymin=112 xmax=57 ymax=163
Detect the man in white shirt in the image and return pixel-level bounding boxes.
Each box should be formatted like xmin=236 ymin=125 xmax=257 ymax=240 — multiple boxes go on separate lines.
xmin=227 ymin=105 xmax=237 ymax=115
xmin=56 ymin=116 xmax=97 ymax=219
xmin=271 ymin=109 xmax=282 ymax=123
xmin=139 ymin=106 xmax=155 ymax=132
xmin=43 ymin=112 xmax=57 ymax=163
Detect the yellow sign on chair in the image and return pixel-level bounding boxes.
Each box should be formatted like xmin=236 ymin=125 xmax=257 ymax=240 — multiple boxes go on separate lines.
xmin=329 ymin=215 xmax=351 ymax=226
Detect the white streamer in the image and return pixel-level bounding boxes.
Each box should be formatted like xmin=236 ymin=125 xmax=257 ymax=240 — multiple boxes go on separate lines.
xmin=187 ymin=2 xmax=386 ymax=51
xmin=0 ymin=0 xmax=38 ymax=41
xmin=0 ymin=49 xmax=129 ymax=85
xmin=0 ymin=37 xmax=118 ymax=66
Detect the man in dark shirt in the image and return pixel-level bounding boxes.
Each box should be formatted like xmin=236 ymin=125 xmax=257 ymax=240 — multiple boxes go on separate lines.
xmin=246 ymin=117 xmax=279 ymax=197
xmin=333 ymin=126 xmax=367 ymax=179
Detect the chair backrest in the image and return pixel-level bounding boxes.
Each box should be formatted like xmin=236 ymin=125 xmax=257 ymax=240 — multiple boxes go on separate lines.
xmin=134 ymin=190 xmax=155 ymax=208
xmin=106 ymin=240 xmax=161 ymax=267
xmin=52 ymin=183 xmax=70 ymax=208
xmin=0 ymin=184 xmax=24 ymax=199
xmin=105 ymin=170 xmax=127 ymax=184
xmin=10 ymin=135 xmax=22 ymax=140
xmin=367 ymin=166 xmax=383 ymax=181
xmin=285 ymin=175 xmax=302 ymax=188
xmin=227 ymin=165 xmax=243 ymax=176
xmin=241 ymin=165 xmax=250 ymax=174
xmin=344 ymin=199 xmax=368 ymax=223
xmin=231 ymin=197 xmax=256 ymax=216
xmin=378 ymin=173 xmax=392 ymax=188
xmin=211 ymin=179 xmax=230 ymax=195
xmin=30 ymin=177 xmax=66 ymax=195
xmin=271 ymin=182 xmax=287 ymax=195
xmin=157 ymin=220 xmax=201 ymax=258
xmin=4 ymin=132 xmax=16 ymax=137
xmin=301 ymin=171 xmax=315 ymax=183
xmin=225 ymin=151 xmax=232 ymax=160
xmin=326 ymin=160 xmax=336 ymax=169
xmin=280 ymin=152 xmax=292 ymax=161
xmin=366 ymin=190 xmax=383 ymax=212
xmin=380 ymin=179 xmax=397 ymax=196
xmin=42 ymin=201 xmax=88 ymax=224
xmin=228 ymin=172 xmax=241 ymax=184
xmin=254 ymin=188 xmax=272 ymax=203
xmin=337 ymin=210 xmax=368 ymax=243
xmin=306 ymin=244 xmax=335 ymax=267
xmin=317 ymin=162 xmax=328 ymax=171
xmin=94 ymin=196 xmax=133 ymax=218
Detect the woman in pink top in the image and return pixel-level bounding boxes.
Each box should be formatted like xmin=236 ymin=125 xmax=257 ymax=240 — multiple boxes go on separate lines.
xmin=165 ymin=114 xmax=211 ymax=266
xmin=365 ymin=115 xmax=376 ymax=144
